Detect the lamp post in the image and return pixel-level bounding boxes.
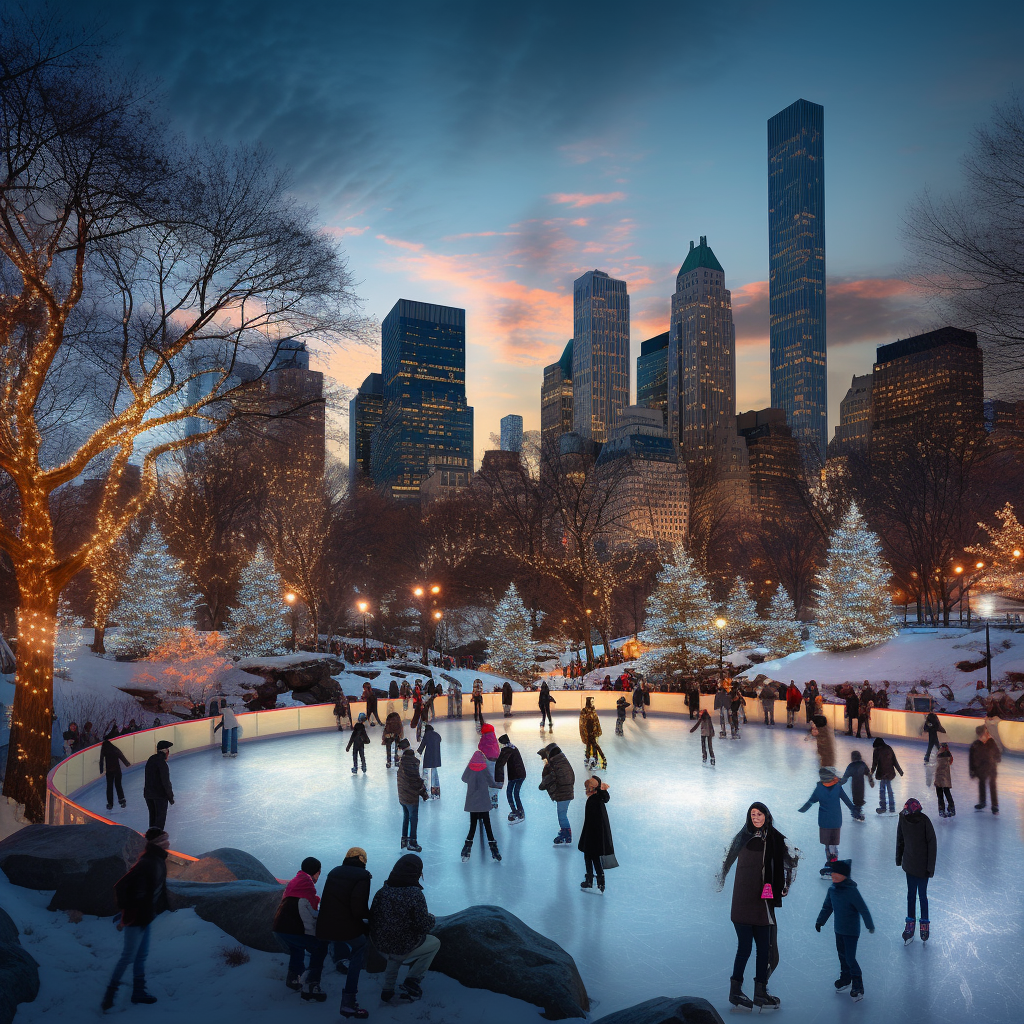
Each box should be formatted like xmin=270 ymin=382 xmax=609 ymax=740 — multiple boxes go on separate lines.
xmin=986 ymin=621 xmax=992 ymax=691
xmin=715 ymin=617 xmax=727 ymax=679
xmin=357 ymin=600 xmax=369 ymax=651
xmin=433 ymin=609 xmax=443 ymax=661
xmin=412 ymin=584 xmax=441 ymax=665
xmin=284 ymin=592 xmax=297 ymax=652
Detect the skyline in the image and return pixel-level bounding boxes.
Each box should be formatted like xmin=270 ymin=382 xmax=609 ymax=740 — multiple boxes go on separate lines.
xmin=50 ymin=0 xmax=1024 ymax=465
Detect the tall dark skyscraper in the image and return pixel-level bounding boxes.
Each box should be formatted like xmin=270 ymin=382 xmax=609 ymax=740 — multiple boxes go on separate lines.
xmin=348 ymin=372 xmax=384 ymax=486
xmin=768 ymin=98 xmax=827 ymax=461
xmin=636 ymin=331 xmax=669 ymax=427
xmin=540 ymin=339 xmax=574 ymax=444
xmin=370 ymin=299 xmax=474 ymax=501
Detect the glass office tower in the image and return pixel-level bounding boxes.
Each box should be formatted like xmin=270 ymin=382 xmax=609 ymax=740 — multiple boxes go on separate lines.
xmin=636 ymin=331 xmax=669 ymax=427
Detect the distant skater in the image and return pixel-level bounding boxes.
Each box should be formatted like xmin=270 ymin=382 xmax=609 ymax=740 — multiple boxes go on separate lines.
xmin=539 ymin=682 xmax=555 ymax=730
xmin=934 ymin=743 xmax=955 ymax=817
xmin=690 ymin=709 xmax=716 ymax=765
xmin=871 ymin=737 xmax=904 ymax=814
xmin=921 ymin=713 xmax=945 ymax=764
xmin=143 ymin=741 xmax=174 ymax=831
xmin=471 ymin=679 xmax=484 ymax=727
xmin=579 ymin=697 xmax=606 ymax=770
xmin=495 ymin=734 xmax=526 ymax=823
xmin=417 ymin=722 xmax=442 ymax=798
xmin=99 ymin=728 xmax=130 ymax=811
xmin=460 ymin=751 xmax=502 ymax=862
xmin=615 ymin=696 xmax=627 ymax=735
xmin=839 ymin=751 xmax=871 ymax=822
xmin=361 ymin=683 xmax=382 ymax=727
xmin=969 ymin=724 xmax=1001 ymax=814
xmin=346 ymin=714 xmax=369 ymax=774
xmin=382 ymin=711 xmax=404 ymax=769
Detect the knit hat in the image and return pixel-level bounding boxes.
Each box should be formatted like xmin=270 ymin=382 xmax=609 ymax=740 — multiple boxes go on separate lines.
xmin=345 ymin=847 xmax=367 ymax=865
xmin=357 ymin=713 xmax=366 ymax=722
xmin=903 ymin=798 xmax=922 ymax=815
xmin=818 ymin=767 xmax=838 ymax=782
xmin=398 ymin=738 xmax=410 ymax=750
xmin=498 ymin=733 xmax=510 ymax=745
xmin=829 ymin=859 xmax=851 ymax=878
xmin=467 ymin=750 xmax=487 ymax=772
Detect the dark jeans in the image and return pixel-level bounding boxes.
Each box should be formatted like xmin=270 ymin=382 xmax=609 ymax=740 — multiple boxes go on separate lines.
xmin=924 ymin=737 xmax=938 ymax=762
xmin=401 ymin=801 xmax=419 ymax=841
xmin=365 ymin=705 xmax=383 ymax=725
xmin=732 ymin=923 xmax=770 ymax=984
xmin=584 ymin=854 xmax=605 ymax=882
xmin=977 ymin=775 xmax=998 ymax=809
xmin=105 ymin=773 xmax=125 ymax=807
xmin=878 ymin=779 xmax=895 ymax=810
xmin=540 ymin=705 xmax=553 ymax=726
xmin=275 ymin=932 xmax=328 ymax=985
xmin=473 ymin=703 xmax=484 ymax=724
xmin=700 ymin=735 xmax=714 ymax=759
xmin=145 ymin=797 xmax=168 ymax=830
xmin=220 ymin=726 xmax=238 ymax=754
xmin=351 ymin=745 xmax=366 ymax=770
xmin=936 ymin=787 xmax=954 ymax=813
xmin=856 ymin=717 xmax=871 ymax=737
xmin=836 ymin=933 xmax=861 ymax=983
xmin=763 ymin=704 xmax=774 ymax=725
xmin=331 ymin=934 xmax=367 ymax=995
xmin=506 ymin=777 xmax=524 ymax=814
xmin=108 ymin=923 xmax=150 ymax=985
xmin=906 ymin=874 xmax=929 ymax=920
xmin=466 ymin=811 xmax=494 ymax=841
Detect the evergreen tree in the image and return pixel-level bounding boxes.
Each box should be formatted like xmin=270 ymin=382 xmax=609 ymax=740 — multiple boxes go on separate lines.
xmin=813 ymin=504 xmax=899 ymax=651
xmin=723 ymin=577 xmax=762 ymax=650
xmin=226 ymin=546 xmax=289 ymax=656
xmin=762 ymin=585 xmax=803 ymax=658
xmin=53 ymin=595 xmax=83 ymax=678
xmin=110 ymin=526 xmax=199 ymax=658
xmin=487 ymin=584 xmax=536 ymax=683
xmin=968 ymin=502 xmax=1024 ymax=600
xmin=639 ymin=542 xmax=718 ymax=676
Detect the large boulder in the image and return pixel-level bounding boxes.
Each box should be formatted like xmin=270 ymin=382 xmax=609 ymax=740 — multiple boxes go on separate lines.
xmin=591 ymin=996 xmax=725 ymax=1024
xmin=197 ymin=848 xmax=279 ymax=884
xmin=240 ymin=657 xmax=343 ymax=705
xmin=0 ymin=905 xmax=40 ymax=1024
xmin=167 ymin=879 xmax=284 ymax=952
xmin=430 ymin=905 xmax=588 ymax=1020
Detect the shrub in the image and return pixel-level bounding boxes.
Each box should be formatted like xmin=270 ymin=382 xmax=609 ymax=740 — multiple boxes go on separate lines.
xmin=220 ymin=945 xmax=250 ymax=967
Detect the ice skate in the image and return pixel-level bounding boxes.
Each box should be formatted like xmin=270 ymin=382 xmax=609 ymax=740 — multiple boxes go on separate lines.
xmin=920 ymin=920 xmax=929 ymax=942
xmin=488 ymin=840 xmax=502 ymax=861
xmin=286 ymin=972 xmax=302 ymax=991
xmin=948 ymin=805 xmax=955 ymax=816
xmin=938 ymin=809 xmax=947 ymax=818
xmin=101 ymin=984 xmax=118 ymax=1011
xmin=710 ymin=756 xmax=715 ymax=765
xmin=300 ymin=977 xmax=327 ymax=1003
xmin=902 ymin=918 xmax=916 ymax=944
xmin=407 ymin=839 xmax=422 ymax=853
xmin=752 ymin=982 xmax=779 ymax=1009
xmin=834 ymin=978 xmax=851 ymax=992
xmin=553 ymin=827 xmax=572 ymax=846
xmin=106 ymin=803 xmax=113 ymax=811
xmin=361 ymin=765 xmax=366 ymax=773
xmin=399 ymin=978 xmax=422 ymax=1001
xmin=580 ymin=876 xmax=593 ymax=891
xmin=130 ymin=979 xmax=157 ymax=1005
xmin=597 ymin=878 xmax=605 ymax=893
xmin=351 ymin=765 xmax=358 ymax=774
xmin=339 ymin=992 xmax=369 ymax=1019
xmin=850 ymin=983 xmax=864 ymax=1001
xmin=401 ymin=836 xmax=408 ymax=850
xmin=729 ymin=978 xmax=753 ymax=1010
xmin=461 ymin=840 xmax=473 ymax=861
xmin=119 ymin=799 xmax=126 ymax=808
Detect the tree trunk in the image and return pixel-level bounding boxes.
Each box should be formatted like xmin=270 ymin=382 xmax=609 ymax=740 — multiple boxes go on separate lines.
xmin=91 ymin=623 xmax=106 ymax=654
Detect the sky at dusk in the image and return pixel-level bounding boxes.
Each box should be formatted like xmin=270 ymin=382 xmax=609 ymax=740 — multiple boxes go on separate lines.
xmin=58 ymin=0 xmax=1024 ymax=463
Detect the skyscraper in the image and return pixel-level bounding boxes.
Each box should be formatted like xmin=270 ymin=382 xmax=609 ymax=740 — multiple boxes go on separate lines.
xmin=636 ymin=331 xmax=669 ymax=427
xmin=572 ymin=270 xmax=630 ymax=443
xmin=827 ymin=373 xmax=873 ymax=461
xmin=500 ymin=413 xmax=523 ymax=452
xmin=667 ymin=237 xmax=736 ymax=456
xmin=541 ymin=340 xmax=574 ymax=444
xmin=348 ymin=372 xmax=384 ymax=486
xmin=768 ymin=99 xmax=827 ymax=460
xmin=370 ymin=299 xmax=474 ymax=501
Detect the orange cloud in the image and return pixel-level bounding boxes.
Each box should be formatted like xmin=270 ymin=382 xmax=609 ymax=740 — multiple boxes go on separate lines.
xmin=323 ymin=225 xmax=370 ymax=238
xmin=548 ymin=191 xmax=627 ymax=208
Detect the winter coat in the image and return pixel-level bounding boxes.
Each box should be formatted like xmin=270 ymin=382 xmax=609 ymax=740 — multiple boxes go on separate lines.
xmin=803 ymin=683 xmax=819 ymax=705
xmin=760 ymin=685 xmax=777 ymax=707
xmin=216 ymin=707 xmax=240 ymax=731
xmin=713 ymin=690 xmax=731 ymax=711
xmin=896 ymin=810 xmax=936 ymax=878
xmin=346 ymin=722 xmax=370 ymax=751
xmin=577 ymin=789 xmax=614 ymax=859
xmin=840 ymin=758 xmax=871 ymax=805
xmin=799 ymin=779 xmax=855 ymax=830
xmin=494 ymin=744 xmax=526 ymax=785
xmin=99 ymin=739 xmax=129 ymax=778
xmin=933 ymin=749 xmax=953 ymax=789
xmin=501 ymin=682 xmax=513 ymax=704
xmin=922 ymin=713 xmax=945 ymax=740
xmin=539 ymin=686 xmax=555 ymax=710
xmin=690 ymin=713 xmax=715 ymax=738
xmin=538 ymin=743 xmax=575 ymax=802
xmin=844 ymin=693 xmax=859 ymax=718
xmin=814 ymin=724 xmax=836 ymax=768
xmin=579 ymin=706 xmax=601 ymax=743
xmin=462 ymin=752 xmax=500 ymax=811
xmin=616 ymin=697 xmax=628 ymax=719
xmin=632 ymin=685 xmax=644 ymax=707
xmin=143 ymin=753 xmax=173 ymax=802
xmin=786 ymin=685 xmax=802 ymax=710
xmin=730 ymin=838 xmax=775 ymax=926
xmin=815 ymin=878 xmax=875 ymax=936
xmin=316 ymin=858 xmax=372 ymax=942
xmin=686 ymin=688 xmax=700 ymax=711
xmin=369 ymin=881 xmax=435 ymax=959
xmin=114 ymin=842 xmax=169 ymax=928
xmin=397 ymin=748 xmax=428 ymax=804
xmin=417 ymin=728 xmax=442 ymax=769
xmin=273 ymin=871 xmax=320 ymax=937
xmin=871 ymin=740 xmax=903 ymax=781
xmin=719 ymin=805 xmax=797 ymax=921
xmin=478 ymin=725 xmax=500 ymax=760
xmin=969 ymin=737 xmax=1001 ymax=778
xmin=389 ymin=681 xmax=400 ymax=699
xmin=382 ymin=712 xmax=404 ymax=744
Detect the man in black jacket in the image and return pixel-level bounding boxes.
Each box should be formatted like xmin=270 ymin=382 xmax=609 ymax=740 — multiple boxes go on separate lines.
xmin=316 ymin=848 xmax=372 ymax=1019
xmin=143 ymin=741 xmax=174 ymax=830
xmin=495 ymin=734 xmax=526 ymax=822
xmin=501 ymin=680 xmax=513 ymax=717
xmin=101 ymin=828 xmax=171 ymax=1010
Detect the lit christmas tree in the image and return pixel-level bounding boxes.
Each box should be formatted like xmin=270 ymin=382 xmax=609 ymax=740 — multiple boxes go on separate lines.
xmin=723 ymin=577 xmax=762 ymax=650
xmin=813 ymin=504 xmax=899 ymax=651
xmin=968 ymin=502 xmax=1024 ymax=600
xmin=110 ymin=526 xmax=199 ymax=658
xmin=53 ymin=595 xmax=83 ymax=678
xmin=639 ymin=542 xmax=718 ymax=676
xmin=486 ymin=583 xmax=536 ymax=683
xmin=225 ymin=545 xmax=289 ymax=656
xmin=762 ymin=585 xmax=803 ymax=658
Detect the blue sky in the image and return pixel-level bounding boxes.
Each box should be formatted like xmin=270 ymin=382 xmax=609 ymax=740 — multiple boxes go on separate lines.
xmin=63 ymin=0 xmax=1024 ymax=462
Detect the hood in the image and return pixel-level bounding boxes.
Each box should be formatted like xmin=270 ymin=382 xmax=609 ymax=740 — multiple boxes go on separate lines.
xmin=468 ymin=750 xmax=488 ymax=772
xmin=538 ymin=742 xmax=562 ymax=759
xmin=386 ymin=854 xmax=423 ymax=888
xmin=745 ymin=801 xmax=773 ymax=832
xmin=872 ymin=737 xmax=884 ymax=747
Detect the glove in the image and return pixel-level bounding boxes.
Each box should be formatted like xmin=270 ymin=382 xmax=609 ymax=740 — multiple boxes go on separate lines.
xmin=868 ymin=928 xmax=875 ymax=934
xmin=815 ymin=923 xmax=821 ymax=932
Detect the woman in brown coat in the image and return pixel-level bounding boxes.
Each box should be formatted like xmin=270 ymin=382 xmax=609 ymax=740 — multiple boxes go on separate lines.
xmin=933 ymin=743 xmax=954 ymax=817
xmin=382 ymin=712 xmax=404 ymax=768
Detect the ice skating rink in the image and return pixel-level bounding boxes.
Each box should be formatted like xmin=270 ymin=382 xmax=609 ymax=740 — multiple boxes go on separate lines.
xmin=75 ymin=712 xmax=1024 ymax=1024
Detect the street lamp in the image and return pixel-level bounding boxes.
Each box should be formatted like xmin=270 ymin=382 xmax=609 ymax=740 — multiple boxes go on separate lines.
xmin=357 ymin=600 xmax=369 ymax=651
xmin=284 ymin=592 xmax=297 ymax=652
xmin=412 ymin=584 xmax=442 ymax=664
xmin=433 ymin=609 xmax=444 ymax=661
xmin=715 ymin=617 xmax=727 ymax=678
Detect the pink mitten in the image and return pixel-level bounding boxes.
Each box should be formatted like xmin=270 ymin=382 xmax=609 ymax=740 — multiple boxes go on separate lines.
xmin=761 ymin=883 xmax=774 ymax=900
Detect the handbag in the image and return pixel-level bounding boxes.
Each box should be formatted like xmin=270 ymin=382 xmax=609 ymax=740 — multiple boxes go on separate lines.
xmin=600 ymin=853 xmax=618 ymax=870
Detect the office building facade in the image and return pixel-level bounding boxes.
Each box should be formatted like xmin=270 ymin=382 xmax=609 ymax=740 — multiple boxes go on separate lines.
xmin=636 ymin=331 xmax=670 ymax=427
xmin=827 ymin=373 xmax=872 ymax=461
xmin=348 ymin=372 xmax=384 ymax=486
xmin=541 ymin=340 xmax=574 ymax=444
xmin=768 ymin=99 xmax=828 ymax=460
xmin=737 ymin=407 xmax=805 ymax=523
xmin=500 ymin=413 xmax=524 ymax=452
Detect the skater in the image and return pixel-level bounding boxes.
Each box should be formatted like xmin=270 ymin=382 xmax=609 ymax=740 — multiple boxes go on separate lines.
xmin=361 ymin=682 xmax=383 ymax=726
xmin=839 ymin=751 xmax=872 ymax=821
xmin=844 ymin=689 xmax=859 ymax=736
xmin=714 ymin=683 xmax=731 ymax=738
xmin=502 ymin=680 xmax=513 ymax=716
xmin=495 ymin=734 xmax=526 ymax=822
xmin=143 ymin=741 xmax=174 ymax=831
xmin=798 ymin=767 xmax=856 ymax=875
xmin=447 ymin=678 xmax=463 ymax=719
xmin=99 ymin=728 xmax=130 ymax=811
xmin=346 ymin=714 xmax=370 ymax=773
xmin=730 ymin=685 xmax=745 ymax=739
xmin=686 ymin=682 xmax=700 ymax=720
xmin=689 ymin=708 xmax=716 ymax=765
xmin=471 ymin=679 xmax=484 ymax=726
xmin=759 ymin=682 xmax=776 ymax=727
xmin=333 ymin=693 xmax=352 ymax=731
xmin=579 ymin=696 xmax=606 ymax=769
xmin=460 ymin=750 xmax=502 ymax=861
xmin=417 ymin=721 xmax=442 ymax=798
xmin=802 ymin=680 xmax=820 ymax=724
xmin=316 ymin=848 xmax=372 ymax=1019
xmin=578 ymin=775 xmax=615 ymax=893
xmin=410 ymin=686 xmax=424 ymax=739
xmin=921 ymin=712 xmax=945 ymax=763
xmin=615 ymin=695 xmax=628 ymax=735
xmin=871 ymin=737 xmax=904 ymax=814
xmin=632 ymin=681 xmax=646 ymax=720
xmin=785 ymin=681 xmax=801 ymax=728
xmin=895 ymin=798 xmax=936 ymax=944
xmin=397 ymin=739 xmax=429 ymax=853
xmin=934 ymin=742 xmax=955 ymax=817
xmin=369 ymin=854 xmax=440 ymax=1004
xmin=538 ymin=742 xmax=575 ymax=845
xmin=809 ymin=715 xmax=836 ymax=769
xmin=213 ymin=700 xmax=240 ymax=757
xmin=717 ymin=802 xmax=797 ymax=1011
xmin=272 ymin=857 xmax=328 ymax=1002
xmin=539 ymin=681 xmax=556 ymax=729
xmin=389 ymin=680 xmax=400 ymax=700
xmin=100 ymin=828 xmax=171 ymax=1010
xmin=478 ymin=721 xmax=500 ymax=761
xmin=382 ymin=710 xmax=404 ymax=768
xmin=969 ymin=724 xmax=1001 ymax=813
xmin=856 ymin=698 xmax=872 ymax=738
xmin=814 ymin=859 xmax=874 ymax=1002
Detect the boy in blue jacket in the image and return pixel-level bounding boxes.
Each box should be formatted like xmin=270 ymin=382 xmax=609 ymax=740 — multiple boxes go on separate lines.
xmin=815 ymin=859 xmax=875 ymax=1002
xmin=799 ymin=767 xmax=856 ymax=876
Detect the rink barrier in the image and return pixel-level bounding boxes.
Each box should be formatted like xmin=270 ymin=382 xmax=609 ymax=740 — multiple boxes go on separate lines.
xmin=46 ymin=689 xmax=1023 ymax=843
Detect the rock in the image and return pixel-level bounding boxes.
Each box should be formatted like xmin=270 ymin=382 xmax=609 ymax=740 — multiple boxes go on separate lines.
xmin=591 ymin=997 xmax=725 ymax=1024
xmin=242 ymin=658 xmax=343 ymax=705
xmin=167 ymin=879 xmax=285 ymax=952
xmin=172 ymin=857 xmax=238 ymax=883
xmin=430 ymin=905 xmax=588 ymax=1020
xmin=392 ymin=663 xmax=433 ymax=676
xmin=197 ymin=848 xmax=279 ymax=884
xmin=0 ymin=905 xmax=40 ymax=1024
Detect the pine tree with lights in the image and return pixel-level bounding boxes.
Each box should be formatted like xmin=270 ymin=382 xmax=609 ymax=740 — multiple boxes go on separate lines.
xmin=968 ymin=502 xmax=1024 ymax=600
xmin=110 ymin=526 xmax=199 ymax=658
xmin=762 ymin=585 xmax=804 ymax=658
xmin=640 ymin=542 xmax=718 ymax=676
xmin=723 ymin=577 xmax=762 ymax=650
xmin=53 ymin=596 xmax=83 ymax=678
xmin=226 ymin=546 xmax=289 ymax=656
xmin=813 ymin=504 xmax=899 ymax=651
xmin=487 ymin=583 xmax=536 ymax=683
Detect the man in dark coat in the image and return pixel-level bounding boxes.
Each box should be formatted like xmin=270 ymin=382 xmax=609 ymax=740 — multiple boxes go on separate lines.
xmin=501 ymin=680 xmax=514 ymax=717
xmin=969 ymin=725 xmax=1001 ymax=813
xmin=100 ymin=731 xmax=130 ymax=811
xmin=578 ymin=776 xmax=614 ymax=892
xmin=844 ymin=691 xmax=859 ymax=736
xmin=538 ymin=742 xmax=575 ymax=844
xmin=316 ymin=847 xmax=373 ymax=1019
xmin=143 ymin=741 xmax=174 ymax=830
xmin=870 ymin=738 xmax=903 ymax=814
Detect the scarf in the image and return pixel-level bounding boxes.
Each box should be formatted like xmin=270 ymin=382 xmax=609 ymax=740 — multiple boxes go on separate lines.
xmin=284 ymin=870 xmax=320 ymax=910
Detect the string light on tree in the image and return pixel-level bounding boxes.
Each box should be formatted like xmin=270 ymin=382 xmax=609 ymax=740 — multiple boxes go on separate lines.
xmin=486 ymin=583 xmax=537 ymax=684
xmin=762 ymin=585 xmax=804 ymax=658
xmin=225 ymin=545 xmax=290 ymax=656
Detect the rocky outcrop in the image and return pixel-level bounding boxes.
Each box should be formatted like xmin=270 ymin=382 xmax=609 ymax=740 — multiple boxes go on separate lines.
xmin=591 ymin=996 xmax=725 ymax=1024
xmin=196 ymin=848 xmax=279 ymax=884
xmin=0 ymin=905 xmax=39 ymax=1024
xmin=238 ymin=657 xmax=344 ymax=706
xmin=167 ymin=879 xmax=284 ymax=952
xmin=430 ymin=905 xmax=588 ymax=1020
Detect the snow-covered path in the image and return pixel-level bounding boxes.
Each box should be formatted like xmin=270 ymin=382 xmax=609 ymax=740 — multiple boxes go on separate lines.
xmin=69 ymin=712 xmax=1024 ymax=1023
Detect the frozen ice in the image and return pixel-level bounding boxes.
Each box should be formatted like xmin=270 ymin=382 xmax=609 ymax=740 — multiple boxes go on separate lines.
xmin=74 ymin=711 xmax=1024 ymax=1023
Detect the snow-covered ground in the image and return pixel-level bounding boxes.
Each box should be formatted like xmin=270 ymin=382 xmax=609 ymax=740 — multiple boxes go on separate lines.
xmin=70 ymin=714 xmax=1024 ymax=1024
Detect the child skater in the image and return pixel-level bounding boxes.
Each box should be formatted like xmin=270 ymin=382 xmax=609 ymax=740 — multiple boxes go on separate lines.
xmin=799 ymin=767 xmax=856 ymax=876
xmin=615 ymin=696 xmax=628 ymax=735
xmin=346 ymin=713 xmax=369 ymax=774
xmin=689 ymin=708 xmax=716 ymax=765
xmin=840 ymin=750 xmax=872 ymax=822
xmin=814 ymin=858 xmax=874 ymax=1002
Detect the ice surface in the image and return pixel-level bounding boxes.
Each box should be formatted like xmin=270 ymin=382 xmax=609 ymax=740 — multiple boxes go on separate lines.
xmin=70 ymin=712 xmax=1024 ymax=1023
